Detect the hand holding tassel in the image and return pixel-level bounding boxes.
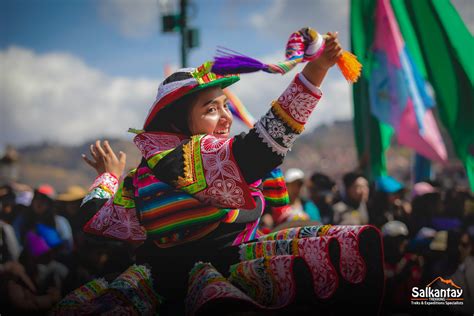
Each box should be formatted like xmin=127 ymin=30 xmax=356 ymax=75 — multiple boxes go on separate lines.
xmin=212 ymin=27 xmax=362 ymax=83
xmin=302 ymin=32 xmax=344 ymax=87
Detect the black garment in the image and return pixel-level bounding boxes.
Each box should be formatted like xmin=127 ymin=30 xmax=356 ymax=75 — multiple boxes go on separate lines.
xmin=154 ymin=130 xmax=284 ymax=188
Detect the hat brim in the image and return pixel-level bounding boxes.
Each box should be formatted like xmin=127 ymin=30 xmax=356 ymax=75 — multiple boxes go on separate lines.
xmin=144 ymin=75 xmax=239 ymax=129
xmin=187 ymin=75 xmax=239 ymax=95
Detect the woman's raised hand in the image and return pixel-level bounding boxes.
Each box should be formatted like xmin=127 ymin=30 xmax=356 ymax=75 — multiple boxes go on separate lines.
xmin=82 ymin=140 xmax=126 ymax=179
xmin=302 ymin=32 xmax=343 ymax=87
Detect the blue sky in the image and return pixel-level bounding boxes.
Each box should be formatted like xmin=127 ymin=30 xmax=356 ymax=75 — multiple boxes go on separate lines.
xmin=1 ymin=0 xmax=279 ymax=78
xmin=1 ymin=0 xmax=472 ymax=148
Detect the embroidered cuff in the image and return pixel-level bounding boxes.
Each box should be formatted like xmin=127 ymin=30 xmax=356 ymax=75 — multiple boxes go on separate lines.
xmin=81 ymin=173 xmax=119 ymax=206
xmin=81 ymin=187 xmax=113 ymax=206
xmin=276 ymin=73 xmax=322 ymax=127
xmin=90 ymin=173 xmax=119 ymax=194
xmin=255 ymin=73 xmax=322 ymax=156
xmin=255 ymin=109 xmax=298 ymax=156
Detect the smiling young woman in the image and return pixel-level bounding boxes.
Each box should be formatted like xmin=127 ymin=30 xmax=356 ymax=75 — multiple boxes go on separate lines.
xmin=70 ymin=32 xmax=383 ymax=315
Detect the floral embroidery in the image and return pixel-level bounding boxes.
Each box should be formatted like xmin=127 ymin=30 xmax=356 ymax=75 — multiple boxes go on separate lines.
xmin=202 ymin=142 xmax=241 ymax=184
xmin=282 ymin=133 xmax=297 ymax=148
xmin=277 ymin=74 xmax=321 ymax=125
xmin=278 ymin=82 xmax=303 ymax=105
xmin=325 ymin=225 xmax=368 ymax=284
xmin=194 ymin=135 xmax=254 ymax=209
xmin=88 ymin=173 xmax=119 ymax=195
xmin=297 ymin=237 xmax=338 ymax=299
xmin=84 ymin=199 xmax=146 ymax=242
xmin=266 ymin=119 xmax=286 ymax=138
xmin=207 ymin=179 xmax=245 ymax=207
xmin=255 ymin=120 xmax=289 ymax=156
xmin=134 ymin=132 xmax=183 ymax=160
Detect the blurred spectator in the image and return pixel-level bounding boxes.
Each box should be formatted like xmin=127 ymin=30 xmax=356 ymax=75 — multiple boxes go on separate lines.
xmin=20 ymin=230 xmax=68 ymax=294
xmin=382 ymin=221 xmax=423 ymax=314
xmin=445 ymin=230 xmax=473 ymax=314
xmin=54 ymin=185 xmax=87 ymax=244
xmin=283 ymin=168 xmax=321 ymax=223
xmin=308 ymin=172 xmax=337 ymax=224
xmin=0 ymin=145 xmax=19 ymax=184
xmin=369 ymin=175 xmax=410 ymax=228
xmin=14 ymin=185 xmax=73 ymax=253
xmin=333 ymin=172 xmax=369 ymax=225
xmin=0 ymin=185 xmax=18 ymax=224
xmin=408 ymin=182 xmax=442 ymax=238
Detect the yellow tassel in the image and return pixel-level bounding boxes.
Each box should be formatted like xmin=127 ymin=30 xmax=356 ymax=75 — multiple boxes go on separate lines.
xmin=337 ymin=51 xmax=362 ymax=83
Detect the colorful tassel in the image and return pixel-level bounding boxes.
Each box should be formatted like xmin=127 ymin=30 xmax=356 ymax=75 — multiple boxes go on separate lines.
xmin=212 ymin=27 xmax=362 ymax=83
xmin=336 ymin=51 xmax=362 ymax=83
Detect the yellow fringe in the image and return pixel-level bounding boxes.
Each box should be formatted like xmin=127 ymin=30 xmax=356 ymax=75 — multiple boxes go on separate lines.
xmin=176 ymin=141 xmax=194 ymax=188
xmin=337 ymin=51 xmax=362 ymax=83
xmin=318 ymin=224 xmax=333 ymax=237
xmin=271 ymin=101 xmax=305 ymax=134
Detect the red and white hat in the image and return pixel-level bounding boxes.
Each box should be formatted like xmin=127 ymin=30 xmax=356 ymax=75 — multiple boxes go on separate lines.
xmin=143 ymin=61 xmax=239 ymax=129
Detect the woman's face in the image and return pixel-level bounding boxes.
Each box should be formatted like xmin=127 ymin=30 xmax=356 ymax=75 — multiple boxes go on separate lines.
xmin=347 ymin=177 xmax=369 ymax=204
xmin=187 ymin=87 xmax=233 ymax=138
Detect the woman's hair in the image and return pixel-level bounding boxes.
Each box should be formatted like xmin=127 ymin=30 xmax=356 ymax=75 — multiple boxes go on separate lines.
xmin=145 ymin=92 xmax=198 ymax=135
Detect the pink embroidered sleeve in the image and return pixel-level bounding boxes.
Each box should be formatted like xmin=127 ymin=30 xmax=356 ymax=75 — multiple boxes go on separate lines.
xmin=82 ymin=172 xmax=147 ymax=243
xmin=81 ymin=172 xmax=119 ymax=206
xmin=254 ymin=73 xmax=322 ymax=156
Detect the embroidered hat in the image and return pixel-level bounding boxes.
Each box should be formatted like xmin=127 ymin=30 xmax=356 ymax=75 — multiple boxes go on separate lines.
xmin=144 ymin=61 xmax=239 ymax=129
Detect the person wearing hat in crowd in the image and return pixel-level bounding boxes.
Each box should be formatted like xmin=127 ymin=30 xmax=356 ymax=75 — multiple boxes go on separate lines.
xmin=273 ymin=168 xmax=321 ymax=225
xmin=369 ymin=175 xmax=410 ymax=228
xmin=381 ymin=220 xmax=423 ymax=315
xmin=13 ymin=184 xmax=73 ymax=253
xmin=79 ymin=32 xmax=344 ymax=314
xmin=332 ymin=171 xmax=370 ymax=225
xmin=407 ymin=181 xmax=443 ymax=239
xmin=308 ymin=172 xmax=337 ymax=224
xmin=55 ymin=185 xmax=87 ymax=245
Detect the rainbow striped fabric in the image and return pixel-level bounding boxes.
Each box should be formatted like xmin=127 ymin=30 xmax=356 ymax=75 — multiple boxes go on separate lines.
xmin=134 ymin=163 xmax=228 ymax=246
xmin=262 ymin=168 xmax=289 ymax=207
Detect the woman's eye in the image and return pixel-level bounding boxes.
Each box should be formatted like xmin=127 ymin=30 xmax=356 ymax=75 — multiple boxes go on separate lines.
xmin=207 ymin=107 xmax=217 ymax=113
xmin=224 ymin=102 xmax=230 ymax=109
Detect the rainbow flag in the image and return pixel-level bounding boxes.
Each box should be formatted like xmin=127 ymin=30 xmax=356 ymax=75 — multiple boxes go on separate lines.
xmin=369 ymin=0 xmax=447 ymax=163
xmin=223 ymin=88 xmax=256 ymax=128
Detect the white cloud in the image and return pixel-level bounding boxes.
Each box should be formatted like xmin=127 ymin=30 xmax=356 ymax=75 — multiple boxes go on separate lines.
xmin=228 ymin=51 xmax=352 ymax=135
xmin=0 ymin=47 xmax=351 ymax=148
xmin=0 ymin=47 xmax=158 ymax=147
xmin=249 ymin=0 xmax=350 ymax=47
xmin=98 ymin=0 xmax=165 ymax=39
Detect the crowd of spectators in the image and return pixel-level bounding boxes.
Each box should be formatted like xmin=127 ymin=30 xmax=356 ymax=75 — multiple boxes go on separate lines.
xmin=0 ymin=163 xmax=472 ymax=314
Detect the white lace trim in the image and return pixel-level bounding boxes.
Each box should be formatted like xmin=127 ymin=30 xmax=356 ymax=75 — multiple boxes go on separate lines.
xmin=255 ymin=121 xmax=289 ymax=156
xmin=297 ymin=72 xmax=323 ymax=96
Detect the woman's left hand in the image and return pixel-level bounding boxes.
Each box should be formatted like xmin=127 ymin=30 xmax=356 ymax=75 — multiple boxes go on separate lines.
xmin=82 ymin=140 xmax=126 ymax=179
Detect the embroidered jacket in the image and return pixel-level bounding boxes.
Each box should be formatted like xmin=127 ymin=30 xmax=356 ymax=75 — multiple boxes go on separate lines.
xmin=81 ymin=73 xmax=322 ymax=247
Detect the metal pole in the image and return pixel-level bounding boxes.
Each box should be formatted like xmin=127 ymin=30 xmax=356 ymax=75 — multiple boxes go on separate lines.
xmin=180 ymin=0 xmax=188 ymax=67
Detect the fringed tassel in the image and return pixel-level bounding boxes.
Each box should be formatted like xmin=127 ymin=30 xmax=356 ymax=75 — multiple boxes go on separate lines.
xmin=212 ymin=28 xmax=363 ymax=83
xmin=337 ymin=51 xmax=362 ymax=83
xmin=212 ymin=47 xmax=268 ymax=75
